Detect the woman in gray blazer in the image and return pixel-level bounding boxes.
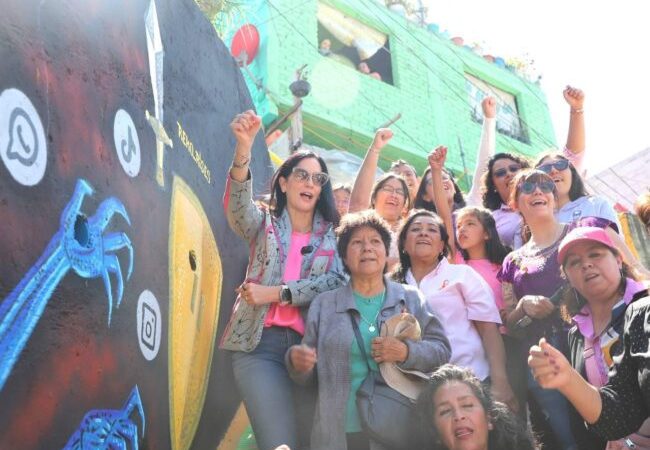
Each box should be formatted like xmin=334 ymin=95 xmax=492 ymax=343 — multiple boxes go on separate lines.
xmin=288 ymin=210 xmax=451 ymax=450
xmin=220 ymin=111 xmax=346 ymax=450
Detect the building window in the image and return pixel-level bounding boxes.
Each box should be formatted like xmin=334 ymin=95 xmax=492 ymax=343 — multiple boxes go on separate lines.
xmin=317 ymin=2 xmax=393 ymax=85
xmin=465 ymin=74 xmax=528 ymax=143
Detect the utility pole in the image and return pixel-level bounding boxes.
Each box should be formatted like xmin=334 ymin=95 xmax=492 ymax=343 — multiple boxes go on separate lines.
xmin=288 ymin=65 xmax=310 ymax=153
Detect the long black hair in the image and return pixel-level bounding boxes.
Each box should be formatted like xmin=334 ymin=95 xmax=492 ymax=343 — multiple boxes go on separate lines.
xmin=414 ymin=167 xmax=466 ymax=213
xmin=416 ymin=364 xmax=536 ymax=450
xmin=391 ymin=209 xmax=451 ymax=283
xmin=269 ymin=151 xmax=340 ymax=225
xmin=482 ymin=152 xmax=530 ymax=211
xmin=534 ymin=152 xmax=588 ymax=201
xmin=455 ymin=206 xmax=510 ymax=265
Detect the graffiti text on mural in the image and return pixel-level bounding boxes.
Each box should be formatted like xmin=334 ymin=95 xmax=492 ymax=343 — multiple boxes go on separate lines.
xmin=177 ymin=121 xmax=211 ymax=184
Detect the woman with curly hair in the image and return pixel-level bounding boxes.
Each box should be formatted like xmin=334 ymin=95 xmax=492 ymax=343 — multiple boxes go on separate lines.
xmin=416 ymin=364 xmax=536 ymax=450
xmin=470 ymin=87 xmax=586 ymax=248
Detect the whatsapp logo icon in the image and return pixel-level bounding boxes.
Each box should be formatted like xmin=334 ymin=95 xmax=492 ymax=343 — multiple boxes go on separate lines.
xmin=0 ymin=88 xmax=47 ymax=186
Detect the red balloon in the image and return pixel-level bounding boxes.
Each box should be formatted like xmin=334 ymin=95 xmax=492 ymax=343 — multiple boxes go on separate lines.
xmin=230 ymin=24 xmax=260 ymax=66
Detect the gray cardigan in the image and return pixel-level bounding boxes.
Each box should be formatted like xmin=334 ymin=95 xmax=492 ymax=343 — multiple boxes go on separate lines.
xmin=219 ymin=173 xmax=347 ymax=352
xmin=287 ymin=278 xmax=451 ymax=450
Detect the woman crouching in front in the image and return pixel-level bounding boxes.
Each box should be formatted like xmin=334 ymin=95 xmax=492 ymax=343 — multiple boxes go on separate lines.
xmin=417 ymin=364 xmax=536 ymax=450
xmin=287 ymin=210 xmax=451 ymax=450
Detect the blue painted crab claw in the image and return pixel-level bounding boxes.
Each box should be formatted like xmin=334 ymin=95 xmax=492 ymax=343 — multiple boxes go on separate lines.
xmin=123 ymin=386 xmax=146 ymax=437
xmin=62 ymin=188 xmax=133 ymax=326
xmin=60 ymin=179 xmax=94 ymax=230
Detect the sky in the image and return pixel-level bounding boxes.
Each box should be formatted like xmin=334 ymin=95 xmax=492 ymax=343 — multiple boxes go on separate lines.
xmin=422 ymin=0 xmax=650 ymax=176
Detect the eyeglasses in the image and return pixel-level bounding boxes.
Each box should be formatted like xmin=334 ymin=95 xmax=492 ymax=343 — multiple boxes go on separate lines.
xmin=538 ymin=159 xmax=570 ymax=174
xmin=493 ymin=164 xmax=522 ymax=178
xmin=291 ymin=167 xmax=330 ymax=187
xmin=379 ymin=185 xmax=406 ymax=197
xmin=519 ymin=180 xmax=556 ymax=195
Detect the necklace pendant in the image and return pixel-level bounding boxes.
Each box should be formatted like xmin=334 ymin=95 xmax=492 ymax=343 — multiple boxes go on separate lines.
xmin=368 ymin=324 xmax=376 ymax=333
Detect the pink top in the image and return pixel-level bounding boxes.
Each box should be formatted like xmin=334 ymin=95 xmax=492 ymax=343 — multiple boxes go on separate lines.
xmin=264 ymin=231 xmax=310 ymax=334
xmin=572 ymin=279 xmax=646 ymax=387
xmin=408 ymin=258 xmax=501 ymax=381
xmin=454 ymin=253 xmax=506 ymax=333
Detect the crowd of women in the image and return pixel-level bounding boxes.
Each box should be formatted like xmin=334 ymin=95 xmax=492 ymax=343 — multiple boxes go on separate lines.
xmin=218 ymin=86 xmax=650 ymax=450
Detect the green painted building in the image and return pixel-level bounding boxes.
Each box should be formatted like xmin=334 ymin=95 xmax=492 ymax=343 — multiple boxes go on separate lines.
xmin=219 ymin=0 xmax=557 ymax=189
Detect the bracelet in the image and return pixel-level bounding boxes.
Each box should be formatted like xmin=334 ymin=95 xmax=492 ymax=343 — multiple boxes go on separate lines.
xmin=570 ymin=108 xmax=584 ymax=114
xmin=232 ymin=155 xmax=250 ymax=169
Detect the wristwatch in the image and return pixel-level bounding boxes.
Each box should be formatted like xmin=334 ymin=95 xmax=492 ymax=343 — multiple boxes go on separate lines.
xmin=279 ymin=285 xmax=292 ymax=306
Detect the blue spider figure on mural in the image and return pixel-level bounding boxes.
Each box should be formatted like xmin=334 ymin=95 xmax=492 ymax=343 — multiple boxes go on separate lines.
xmin=63 ymin=385 xmax=146 ymax=450
xmin=0 ymin=179 xmax=134 ymax=391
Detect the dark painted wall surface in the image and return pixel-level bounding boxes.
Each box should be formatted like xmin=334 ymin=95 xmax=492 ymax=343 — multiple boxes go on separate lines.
xmin=0 ymin=0 xmax=270 ymax=448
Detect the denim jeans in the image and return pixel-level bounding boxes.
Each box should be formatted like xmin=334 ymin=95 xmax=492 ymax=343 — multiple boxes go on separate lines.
xmin=232 ymin=326 xmax=314 ymax=450
xmin=526 ymin=331 xmax=577 ymax=450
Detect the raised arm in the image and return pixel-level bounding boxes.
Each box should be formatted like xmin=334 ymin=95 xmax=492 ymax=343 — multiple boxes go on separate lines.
xmin=224 ymin=111 xmax=265 ymax=242
xmin=429 ymin=146 xmax=456 ymax=256
xmin=349 ymin=128 xmax=393 ymax=213
xmin=466 ymin=97 xmax=497 ymax=207
xmin=563 ymin=86 xmax=586 ymax=174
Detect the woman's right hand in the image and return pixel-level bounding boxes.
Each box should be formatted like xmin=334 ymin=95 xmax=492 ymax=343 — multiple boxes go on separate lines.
xmin=481 ymin=96 xmax=497 ymax=119
xmin=528 ymin=338 xmax=573 ymax=390
xmin=290 ymin=344 xmax=317 ymax=374
xmin=520 ymin=295 xmax=555 ymax=319
xmin=230 ymin=110 xmax=262 ymax=150
xmin=428 ymin=146 xmax=447 ymax=172
xmin=370 ymin=128 xmax=393 ymax=152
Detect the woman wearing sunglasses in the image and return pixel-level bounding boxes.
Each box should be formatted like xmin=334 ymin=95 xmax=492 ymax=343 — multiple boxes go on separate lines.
xmin=220 ymin=110 xmax=347 ymax=450
xmin=349 ymin=128 xmax=411 ymax=269
xmin=534 ymin=154 xmax=621 ymax=230
xmin=470 ymin=87 xmax=586 ymax=249
xmin=498 ymin=169 xmax=581 ymax=450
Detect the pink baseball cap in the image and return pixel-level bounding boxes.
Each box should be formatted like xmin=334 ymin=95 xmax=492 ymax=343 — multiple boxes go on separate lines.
xmin=558 ymin=226 xmax=616 ymax=265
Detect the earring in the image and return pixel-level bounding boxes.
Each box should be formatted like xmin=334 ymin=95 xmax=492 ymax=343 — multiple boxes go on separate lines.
xmin=487 ymin=422 xmax=494 ymax=431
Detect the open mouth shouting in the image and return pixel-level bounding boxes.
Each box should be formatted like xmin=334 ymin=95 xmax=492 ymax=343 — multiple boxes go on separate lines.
xmin=453 ymin=426 xmax=474 ymax=439
xmin=299 ymin=191 xmax=315 ymax=201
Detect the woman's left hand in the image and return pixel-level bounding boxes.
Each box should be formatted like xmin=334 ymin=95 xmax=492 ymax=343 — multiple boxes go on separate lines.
xmin=491 ymin=378 xmax=519 ymax=413
xmin=236 ymin=282 xmax=281 ymax=305
xmin=371 ymin=337 xmax=408 ymax=363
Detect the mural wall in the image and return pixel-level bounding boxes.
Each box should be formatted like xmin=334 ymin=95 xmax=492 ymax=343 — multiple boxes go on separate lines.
xmin=0 ymin=0 xmax=272 ymax=448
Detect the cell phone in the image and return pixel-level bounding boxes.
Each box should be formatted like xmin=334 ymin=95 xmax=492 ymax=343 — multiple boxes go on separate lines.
xmin=548 ymin=283 xmax=568 ymax=306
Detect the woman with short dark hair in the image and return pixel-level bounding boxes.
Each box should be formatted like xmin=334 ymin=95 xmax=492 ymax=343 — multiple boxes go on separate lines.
xmin=288 ymin=210 xmax=450 ymax=450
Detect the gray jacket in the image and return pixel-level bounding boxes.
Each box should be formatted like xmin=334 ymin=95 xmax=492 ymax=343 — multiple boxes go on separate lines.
xmin=219 ymin=173 xmax=347 ymax=352
xmin=287 ymin=278 xmax=451 ymax=450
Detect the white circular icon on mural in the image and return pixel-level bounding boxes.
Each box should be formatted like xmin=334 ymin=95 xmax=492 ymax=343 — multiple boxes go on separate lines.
xmin=0 ymin=88 xmax=47 ymax=186
xmin=137 ymin=289 xmax=162 ymax=361
xmin=113 ymin=109 xmax=141 ymax=177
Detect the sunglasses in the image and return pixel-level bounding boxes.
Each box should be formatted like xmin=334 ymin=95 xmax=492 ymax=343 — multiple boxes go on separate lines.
xmin=538 ymin=159 xmax=570 ymax=174
xmin=291 ymin=167 xmax=330 ymax=187
xmin=519 ymin=180 xmax=556 ymax=195
xmin=493 ymin=164 xmax=522 ymax=178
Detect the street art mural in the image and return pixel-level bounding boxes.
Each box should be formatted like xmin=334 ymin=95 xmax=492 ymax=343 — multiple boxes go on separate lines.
xmin=0 ymin=0 xmax=272 ymax=448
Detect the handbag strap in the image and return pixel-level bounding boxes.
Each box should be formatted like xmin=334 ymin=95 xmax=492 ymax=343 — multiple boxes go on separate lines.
xmin=349 ymin=312 xmax=373 ymax=372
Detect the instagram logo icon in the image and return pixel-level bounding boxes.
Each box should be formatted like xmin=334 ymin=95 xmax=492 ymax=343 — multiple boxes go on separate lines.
xmin=136 ymin=290 xmax=161 ymax=361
